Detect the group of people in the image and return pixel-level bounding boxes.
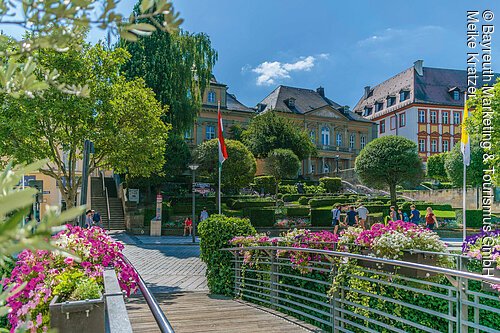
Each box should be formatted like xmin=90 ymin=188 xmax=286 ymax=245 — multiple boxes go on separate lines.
xmin=183 ymin=207 xmax=209 ymax=236
xmin=84 ymin=209 xmax=102 ymax=228
xmin=331 ymin=204 xmax=438 ymax=234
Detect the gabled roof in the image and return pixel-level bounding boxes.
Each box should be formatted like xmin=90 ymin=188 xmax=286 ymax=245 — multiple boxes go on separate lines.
xmin=226 ymin=93 xmax=255 ymax=113
xmin=257 ymin=85 xmax=371 ymax=122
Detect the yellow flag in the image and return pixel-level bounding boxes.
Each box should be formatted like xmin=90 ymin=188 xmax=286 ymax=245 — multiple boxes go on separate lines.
xmin=461 ymin=93 xmax=470 ymax=166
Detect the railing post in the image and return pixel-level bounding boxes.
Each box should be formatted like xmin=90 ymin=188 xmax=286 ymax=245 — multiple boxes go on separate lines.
xmin=458 ymin=276 xmax=469 ymax=332
xmin=270 ymin=248 xmax=278 ymax=309
xmin=234 ymin=252 xmax=241 ymax=298
xmin=329 ymin=260 xmax=338 ymax=333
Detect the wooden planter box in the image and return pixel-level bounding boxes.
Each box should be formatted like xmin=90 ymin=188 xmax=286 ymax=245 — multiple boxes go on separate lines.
xmin=358 ymin=250 xmax=437 ymax=278
xmin=49 ymin=293 xmax=105 ymax=333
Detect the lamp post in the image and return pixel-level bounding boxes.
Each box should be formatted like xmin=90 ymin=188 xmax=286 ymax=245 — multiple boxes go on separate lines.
xmin=335 ymin=155 xmax=340 ymax=177
xmin=188 ymin=164 xmax=199 ymax=243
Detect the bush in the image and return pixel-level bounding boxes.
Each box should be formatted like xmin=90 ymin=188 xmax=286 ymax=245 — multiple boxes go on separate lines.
xmin=286 ymin=206 xmax=310 ymax=217
xmin=172 ymin=203 xmax=216 ymax=214
xmin=363 ymin=205 xmax=389 ymax=214
xmin=309 ymin=197 xmax=339 ymax=208
xmin=230 ymin=199 xmax=275 ymax=210
xmin=456 ymin=210 xmax=483 ymax=228
xmin=319 ymin=177 xmax=342 ymax=193
xmin=278 ymin=184 xmax=298 ymax=194
xmin=247 ymin=208 xmax=276 ymax=227
xmin=298 ymin=196 xmax=310 ymax=205
xmin=253 ymin=176 xmax=277 ymax=194
xmin=304 ymin=184 xmax=327 ymax=194
xmin=198 ymin=215 xmax=256 ymax=295
xmin=310 ymin=208 xmax=333 ymax=227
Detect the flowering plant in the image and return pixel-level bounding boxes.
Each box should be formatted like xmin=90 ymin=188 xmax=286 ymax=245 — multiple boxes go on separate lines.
xmin=274 ymin=217 xmax=310 ymax=229
xmin=230 ymin=234 xmax=277 ymax=265
xmin=3 ymin=225 xmax=138 ymax=332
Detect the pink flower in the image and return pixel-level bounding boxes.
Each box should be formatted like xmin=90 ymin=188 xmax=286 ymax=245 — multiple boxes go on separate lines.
xmin=36 ymin=313 xmax=43 ymax=326
xmin=64 ymin=257 xmax=74 ymax=265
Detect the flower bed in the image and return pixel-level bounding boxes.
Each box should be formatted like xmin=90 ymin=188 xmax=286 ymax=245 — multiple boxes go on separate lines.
xmin=2 ymin=225 xmax=137 ymax=332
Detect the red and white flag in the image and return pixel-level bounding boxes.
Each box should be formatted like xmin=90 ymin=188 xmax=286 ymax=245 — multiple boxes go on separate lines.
xmin=218 ymin=101 xmax=228 ymax=166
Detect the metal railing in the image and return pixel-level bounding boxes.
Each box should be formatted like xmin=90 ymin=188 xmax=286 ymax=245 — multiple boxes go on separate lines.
xmin=223 ymin=246 xmax=500 ymax=333
xmin=101 ymin=171 xmax=111 ymax=230
xmin=120 ymin=255 xmax=175 ymax=333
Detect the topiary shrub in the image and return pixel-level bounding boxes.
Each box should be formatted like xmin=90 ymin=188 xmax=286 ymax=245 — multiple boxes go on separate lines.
xmin=309 ymin=197 xmax=339 ymax=208
xmin=310 ymin=208 xmax=333 ymax=227
xmin=319 ymin=177 xmax=342 ymax=193
xmin=230 ymin=199 xmax=275 ymax=210
xmin=278 ymin=184 xmax=298 ymax=194
xmin=253 ymin=175 xmax=277 ymax=194
xmin=247 ymin=208 xmax=276 ymax=227
xmin=286 ymin=206 xmax=310 ymax=217
xmin=298 ymin=196 xmax=310 ymax=205
xmin=198 ymin=215 xmax=256 ymax=296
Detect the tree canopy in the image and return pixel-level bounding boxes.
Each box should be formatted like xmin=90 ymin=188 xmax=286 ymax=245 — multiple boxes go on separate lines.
xmin=120 ymin=16 xmax=218 ymax=132
xmin=265 ymin=149 xmax=300 ymax=182
xmin=0 ymin=37 xmax=170 ymax=207
xmin=426 ymin=153 xmax=449 ymax=182
xmin=354 ymin=136 xmax=424 ymax=206
xmin=242 ymin=111 xmax=316 ymax=160
xmin=194 ymin=139 xmax=256 ymax=193
xmin=444 ymin=138 xmax=483 ymax=187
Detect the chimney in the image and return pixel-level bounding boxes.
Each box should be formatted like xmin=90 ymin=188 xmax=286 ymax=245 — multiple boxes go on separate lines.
xmin=414 ymin=60 xmax=424 ymax=76
xmin=316 ymin=86 xmax=325 ymax=97
xmin=364 ymin=86 xmax=371 ymax=99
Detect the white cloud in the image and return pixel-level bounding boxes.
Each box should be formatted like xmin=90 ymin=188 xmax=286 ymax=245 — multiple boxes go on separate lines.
xmin=357 ymin=26 xmax=444 ymax=47
xmin=251 ymin=54 xmax=328 ymax=86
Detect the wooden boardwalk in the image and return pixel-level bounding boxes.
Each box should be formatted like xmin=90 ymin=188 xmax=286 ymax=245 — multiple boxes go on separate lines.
xmin=126 ymin=292 xmax=321 ymax=333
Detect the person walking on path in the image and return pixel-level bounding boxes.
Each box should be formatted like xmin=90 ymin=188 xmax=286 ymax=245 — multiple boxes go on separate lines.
xmin=409 ymin=205 xmax=420 ymax=225
xmin=389 ymin=206 xmax=398 ymax=222
xmin=200 ymin=208 xmax=209 ymax=222
xmin=92 ymin=209 xmax=102 ymax=227
xmin=425 ymin=207 xmax=438 ymax=230
xmin=344 ymin=206 xmax=358 ymax=227
xmin=356 ymin=204 xmax=369 ymax=230
xmin=331 ymin=204 xmax=341 ymax=235
xmin=84 ymin=210 xmax=93 ymax=229
xmin=398 ymin=208 xmax=409 ymax=222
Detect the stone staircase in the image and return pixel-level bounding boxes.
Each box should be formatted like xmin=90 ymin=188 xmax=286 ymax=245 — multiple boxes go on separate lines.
xmin=90 ymin=177 xmax=125 ymax=230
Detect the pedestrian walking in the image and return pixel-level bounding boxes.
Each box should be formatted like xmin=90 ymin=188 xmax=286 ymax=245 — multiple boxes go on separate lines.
xmin=331 ymin=204 xmax=341 ymax=235
xmin=92 ymin=209 xmax=102 ymax=227
xmin=398 ymin=208 xmax=409 ymax=222
xmin=389 ymin=206 xmax=398 ymax=221
xmin=409 ymin=205 xmax=420 ymax=225
xmin=356 ymin=204 xmax=369 ymax=230
xmin=200 ymin=207 xmax=209 ymax=222
xmin=425 ymin=207 xmax=438 ymax=230
xmin=344 ymin=206 xmax=358 ymax=227
xmin=84 ymin=210 xmax=93 ymax=229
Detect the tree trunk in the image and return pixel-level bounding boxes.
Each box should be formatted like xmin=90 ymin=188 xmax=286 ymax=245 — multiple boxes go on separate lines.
xmin=389 ymin=183 xmax=397 ymax=209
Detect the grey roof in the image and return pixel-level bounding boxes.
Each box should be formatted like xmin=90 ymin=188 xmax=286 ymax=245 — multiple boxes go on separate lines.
xmin=226 ymin=93 xmax=255 ymax=113
xmin=258 ymin=85 xmax=371 ymax=122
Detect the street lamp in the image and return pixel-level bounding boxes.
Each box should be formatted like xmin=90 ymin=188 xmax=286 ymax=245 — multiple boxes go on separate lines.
xmin=335 ymin=155 xmax=340 ymax=177
xmin=188 ymin=164 xmax=199 ymax=243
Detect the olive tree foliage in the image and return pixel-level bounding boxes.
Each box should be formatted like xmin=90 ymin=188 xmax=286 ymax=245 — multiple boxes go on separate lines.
xmin=444 ymin=138 xmax=483 ymax=187
xmin=194 ymin=139 xmax=256 ymax=194
xmin=426 ymin=153 xmax=449 ymax=182
xmin=0 ymin=0 xmax=183 ymax=97
xmin=0 ymin=37 xmax=170 ymax=208
xmin=242 ymin=111 xmax=316 ymax=160
xmin=355 ymin=136 xmax=424 ymax=207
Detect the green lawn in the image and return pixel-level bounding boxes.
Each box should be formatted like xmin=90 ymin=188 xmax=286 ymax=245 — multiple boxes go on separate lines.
xmin=434 ymin=210 xmax=456 ymax=218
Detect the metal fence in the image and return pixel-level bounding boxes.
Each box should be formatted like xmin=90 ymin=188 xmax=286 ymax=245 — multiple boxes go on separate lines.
xmin=223 ymin=246 xmax=500 ymax=333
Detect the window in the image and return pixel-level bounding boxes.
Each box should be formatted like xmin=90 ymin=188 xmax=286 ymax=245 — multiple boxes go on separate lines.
xmin=205 ymin=125 xmax=215 ymax=140
xmin=443 ymin=140 xmax=449 ymax=152
xmin=321 ymin=127 xmax=330 ymax=146
xmin=419 ymin=139 xmax=426 ymax=152
xmin=390 ymin=116 xmax=396 ymax=130
xmin=454 ymin=112 xmax=461 ymax=124
xmin=375 ymin=102 xmax=384 ymax=112
xmin=323 ymin=162 xmax=330 ymax=174
xmin=363 ymin=107 xmax=373 ymax=116
xmin=400 ymin=90 xmax=409 ymax=102
xmin=309 ymin=130 xmax=316 ymax=143
xmin=430 ymin=111 xmax=437 ymax=124
xmin=349 ymin=134 xmax=355 ymax=149
xmin=310 ymin=163 xmax=315 ymax=174
xmin=287 ymin=98 xmax=295 ymax=107
xmin=360 ymin=136 xmax=367 ymax=149
xmin=399 ymin=113 xmax=406 ymax=127
xmin=336 ymin=133 xmax=343 ymax=146
xmin=418 ymin=110 xmax=426 ymax=123
xmin=387 ymin=96 xmax=396 ymax=107
xmin=431 ymin=139 xmax=437 ymax=152
xmin=207 ymin=91 xmax=216 ymax=103
xmin=453 ymin=90 xmax=460 ymax=101
xmin=442 ymin=112 xmax=449 ymax=124
xmin=380 ymin=120 xmax=386 ymax=134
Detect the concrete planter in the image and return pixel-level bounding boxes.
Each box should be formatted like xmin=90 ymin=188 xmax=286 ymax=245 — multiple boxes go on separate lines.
xmin=358 ymin=249 xmax=437 ymax=278
xmin=49 ymin=293 xmax=105 ymax=333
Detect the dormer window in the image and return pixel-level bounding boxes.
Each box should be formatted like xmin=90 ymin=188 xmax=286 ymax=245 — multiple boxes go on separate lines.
xmin=453 ymin=90 xmax=460 ymax=101
xmin=286 ymin=98 xmax=296 ymax=108
xmin=363 ymin=106 xmax=373 ymax=116
xmin=375 ymin=102 xmax=384 ymax=112
xmin=399 ymin=90 xmax=409 ymax=102
xmin=207 ymin=91 xmax=216 ymax=103
xmin=387 ymin=96 xmax=396 ymax=107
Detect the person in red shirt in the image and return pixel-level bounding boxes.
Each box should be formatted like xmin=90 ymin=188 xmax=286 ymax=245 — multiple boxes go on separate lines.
xmin=183 ymin=217 xmax=193 ymax=236
xmin=425 ymin=207 xmax=438 ymax=230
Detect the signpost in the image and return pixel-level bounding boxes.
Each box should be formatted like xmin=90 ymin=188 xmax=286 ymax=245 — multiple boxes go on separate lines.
xmin=128 ymin=189 xmax=140 ymax=203
xmin=193 ymin=182 xmax=211 ymax=195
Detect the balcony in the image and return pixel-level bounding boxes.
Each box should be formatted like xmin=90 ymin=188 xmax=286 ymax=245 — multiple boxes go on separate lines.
xmin=316 ymin=144 xmax=357 ymax=154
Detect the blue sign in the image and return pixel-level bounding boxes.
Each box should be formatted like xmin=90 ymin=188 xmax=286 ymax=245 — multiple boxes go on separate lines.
xmin=18 ymin=175 xmax=36 ymax=187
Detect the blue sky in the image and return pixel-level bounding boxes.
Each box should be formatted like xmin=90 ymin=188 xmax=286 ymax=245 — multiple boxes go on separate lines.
xmin=3 ymin=0 xmax=499 ymax=108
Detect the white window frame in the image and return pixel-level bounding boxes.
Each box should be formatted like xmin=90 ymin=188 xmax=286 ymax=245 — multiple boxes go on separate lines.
xmin=430 ymin=111 xmax=437 ymax=124
xmin=360 ymin=136 xmax=366 ymax=149
xmin=207 ymin=91 xmax=216 ymax=103
xmin=442 ymin=112 xmax=449 ymax=124
xmin=419 ymin=139 xmax=426 ymax=152
xmin=206 ymin=124 xmax=216 ymax=140
xmin=454 ymin=112 xmax=461 ymax=124
xmin=419 ymin=110 xmax=426 ymax=123
xmin=336 ymin=133 xmax=343 ymax=146
xmin=321 ymin=127 xmax=330 ymax=146
xmin=349 ymin=134 xmax=355 ymax=149
xmin=431 ymin=139 xmax=437 ymax=152
xmin=399 ymin=113 xmax=406 ymax=127
xmin=443 ymin=140 xmax=449 ymax=152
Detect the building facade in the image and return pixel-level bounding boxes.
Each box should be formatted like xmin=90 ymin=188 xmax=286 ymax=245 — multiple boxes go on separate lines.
xmin=256 ymin=85 xmax=376 ymax=179
xmin=353 ymin=60 xmax=495 ymax=162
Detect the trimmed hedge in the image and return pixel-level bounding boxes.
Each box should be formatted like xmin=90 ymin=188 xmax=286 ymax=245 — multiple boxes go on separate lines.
xmin=311 ymin=208 xmax=333 ymax=227
xmin=298 ymin=196 xmax=310 ymax=205
xmin=456 ymin=210 xmax=483 ymax=228
xmin=286 ymin=206 xmax=310 ymax=217
xmin=221 ymin=195 xmax=259 ymax=203
xmin=229 ymin=199 xmax=276 ymax=210
xmin=319 ymin=177 xmax=342 ymax=193
xmin=198 ymin=215 xmax=256 ymax=296
xmin=173 ymin=203 xmax=216 ymax=214
xmin=247 ymin=208 xmax=276 ymax=227
xmin=253 ymin=176 xmax=277 ymax=194
xmin=363 ymin=205 xmax=389 ymax=214
xmin=309 ymin=197 xmax=343 ymax=208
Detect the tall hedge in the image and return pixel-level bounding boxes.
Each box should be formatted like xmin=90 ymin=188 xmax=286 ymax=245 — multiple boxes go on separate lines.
xmin=319 ymin=177 xmax=342 ymax=193
xmin=246 ymin=208 xmax=276 ymax=227
xmin=198 ymin=215 xmax=256 ymax=295
xmin=253 ymin=175 xmax=277 ymax=195
xmin=311 ymin=208 xmax=333 ymax=227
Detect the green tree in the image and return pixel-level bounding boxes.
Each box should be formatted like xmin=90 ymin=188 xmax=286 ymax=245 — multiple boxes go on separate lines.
xmin=242 ymin=111 xmax=316 ymax=160
xmin=444 ymin=138 xmax=483 ymax=187
xmin=0 ymin=38 xmax=170 ymax=208
xmin=120 ymin=15 xmax=217 ymax=132
xmin=426 ymin=153 xmax=449 ymax=182
xmin=265 ymin=149 xmax=300 ymax=194
xmin=194 ymin=139 xmax=256 ymax=193
xmin=354 ymin=136 xmax=424 ymax=207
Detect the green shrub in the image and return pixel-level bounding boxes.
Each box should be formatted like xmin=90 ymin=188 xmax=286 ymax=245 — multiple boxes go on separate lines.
xmin=278 ymin=184 xmax=298 ymax=194
xmin=198 ymin=215 xmax=256 ymax=296
xmin=363 ymin=205 xmax=389 ymax=214
xmin=230 ymin=199 xmax=275 ymax=210
xmin=286 ymin=206 xmax=310 ymax=217
xmin=253 ymin=176 xmax=277 ymax=194
xmin=298 ymin=196 xmax=310 ymax=205
xmin=309 ymin=197 xmax=339 ymax=208
xmin=310 ymin=208 xmax=333 ymax=227
xmin=172 ymin=203 xmax=216 ymax=214
xmin=304 ymin=184 xmax=327 ymax=194
xmin=69 ymin=278 xmax=101 ymax=301
xmin=319 ymin=177 xmax=342 ymax=193
xmin=456 ymin=210 xmax=483 ymax=228
xmin=247 ymin=208 xmax=276 ymax=227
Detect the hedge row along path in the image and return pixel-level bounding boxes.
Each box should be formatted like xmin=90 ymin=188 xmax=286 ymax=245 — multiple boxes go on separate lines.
xmin=111 ymin=232 xmax=317 ymax=333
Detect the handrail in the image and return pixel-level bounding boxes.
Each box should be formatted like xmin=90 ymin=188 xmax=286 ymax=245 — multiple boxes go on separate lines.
xmin=100 ymin=171 xmax=106 ymax=196
xmin=105 ymin=187 xmax=111 ymax=231
xmin=222 ymin=245 xmax=500 ymax=285
xmin=120 ymin=255 xmax=175 ymax=333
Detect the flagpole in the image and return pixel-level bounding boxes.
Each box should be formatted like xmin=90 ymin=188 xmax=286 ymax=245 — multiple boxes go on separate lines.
xmin=218 ymin=162 xmax=221 ymax=214
xmin=462 ymin=92 xmax=468 ymax=242
xmin=462 ymin=162 xmax=466 ymax=242
xmin=218 ymin=100 xmax=222 ymax=215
